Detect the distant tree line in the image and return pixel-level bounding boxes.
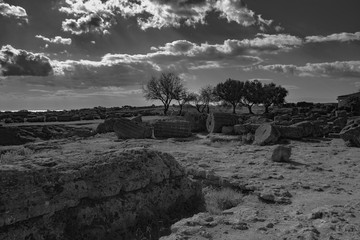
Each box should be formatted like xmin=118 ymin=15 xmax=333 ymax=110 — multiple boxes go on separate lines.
xmin=143 ymin=72 xmax=288 ymax=115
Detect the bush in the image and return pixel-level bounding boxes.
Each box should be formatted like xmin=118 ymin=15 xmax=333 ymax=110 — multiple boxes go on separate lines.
xmin=204 ymin=187 xmax=243 ymax=214
xmin=0 ymin=147 xmax=34 ymax=164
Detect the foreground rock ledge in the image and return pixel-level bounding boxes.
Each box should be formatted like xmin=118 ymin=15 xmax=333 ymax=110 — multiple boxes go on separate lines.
xmin=0 ymin=149 xmax=202 ymax=240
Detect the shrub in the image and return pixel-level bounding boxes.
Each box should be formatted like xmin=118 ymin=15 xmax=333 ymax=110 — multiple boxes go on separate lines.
xmin=0 ymin=147 xmax=34 ymax=164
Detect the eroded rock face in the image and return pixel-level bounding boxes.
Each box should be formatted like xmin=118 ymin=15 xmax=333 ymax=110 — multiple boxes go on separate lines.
xmin=339 ymin=118 xmax=360 ymax=147
xmin=0 ymin=149 xmax=202 ymax=240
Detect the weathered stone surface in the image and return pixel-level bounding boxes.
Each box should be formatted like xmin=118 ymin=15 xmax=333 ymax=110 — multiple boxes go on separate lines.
xmin=333 ymin=117 xmax=347 ymax=129
xmin=0 ymin=149 xmax=202 ymax=240
xmin=184 ymin=112 xmax=207 ymax=132
xmin=254 ymin=124 xmax=280 ymax=146
xmin=96 ymin=118 xmax=119 ymax=133
xmin=222 ymin=126 xmax=234 ymax=135
xmin=290 ymin=121 xmax=315 ymax=137
xmin=271 ymin=145 xmax=292 ymax=162
xmin=206 ymin=113 xmax=239 ymax=133
xmin=114 ymin=118 xmax=153 ymax=139
xmin=339 ymin=118 xmax=360 ymax=147
xmin=234 ymin=124 xmax=247 ymax=135
xmin=275 ymin=125 xmax=304 ymax=139
xmin=153 ymin=120 xmax=191 ymax=138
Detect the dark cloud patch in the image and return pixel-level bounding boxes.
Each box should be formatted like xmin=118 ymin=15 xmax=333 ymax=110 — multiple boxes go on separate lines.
xmin=0 ymin=45 xmax=53 ymax=76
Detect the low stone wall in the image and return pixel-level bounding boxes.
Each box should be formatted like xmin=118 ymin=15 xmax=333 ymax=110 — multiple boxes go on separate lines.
xmin=0 ymin=149 xmax=202 ymax=240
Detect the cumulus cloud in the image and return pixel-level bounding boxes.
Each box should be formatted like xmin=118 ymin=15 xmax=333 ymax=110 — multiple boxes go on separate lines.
xmin=62 ymin=13 xmax=112 ymax=35
xmin=151 ymin=34 xmax=302 ymax=57
xmin=0 ymin=45 xmax=53 ymax=76
xmin=0 ymin=1 xmax=28 ymax=22
xmin=259 ymin=61 xmax=360 ymax=78
xmin=305 ymin=32 xmax=360 ymax=43
xmin=35 ymin=35 xmax=72 ymax=45
xmin=59 ymin=0 xmax=277 ymax=34
xmin=2 ymin=33 xmax=304 ymax=88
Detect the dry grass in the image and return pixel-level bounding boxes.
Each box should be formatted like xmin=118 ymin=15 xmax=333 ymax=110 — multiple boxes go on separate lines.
xmin=204 ymin=187 xmax=243 ymax=214
xmin=0 ymin=147 xmax=34 ymax=164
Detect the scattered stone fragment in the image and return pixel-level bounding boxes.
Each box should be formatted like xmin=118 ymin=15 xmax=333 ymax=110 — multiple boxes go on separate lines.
xmin=271 ymin=145 xmax=292 ymax=162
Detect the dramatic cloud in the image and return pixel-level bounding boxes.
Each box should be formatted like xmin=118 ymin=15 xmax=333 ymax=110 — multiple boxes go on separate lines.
xmin=0 ymin=45 xmax=53 ymax=76
xmin=35 ymin=35 xmax=72 ymax=45
xmin=59 ymin=0 xmax=277 ymax=34
xmin=259 ymin=61 xmax=360 ymax=78
xmin=306 ymin=32 xmax=360 ymax=43
xmin=0 ymin=1 xmax=28 ymax=22
xmin=5 ymin=34 xmax=304 ymax=88
xmin=62 ymin=13 xmax=112 ymax=35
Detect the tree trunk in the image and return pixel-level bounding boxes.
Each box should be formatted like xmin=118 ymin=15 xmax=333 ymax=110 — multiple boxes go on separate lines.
xmin=232 ymin=104 xmax=236 ymax=114
xmin=206 ymin=105 xmax=210 ymax=114
xmin=247 ymin=105 xmax=253 ymax=114
xmin=164 ymin=104 xmax=169 ymax=115
xmin=178 ymin=104 xmax=183 ymax=115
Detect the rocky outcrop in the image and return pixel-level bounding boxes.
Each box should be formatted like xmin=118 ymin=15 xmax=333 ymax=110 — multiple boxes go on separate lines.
xmin=339 ymin=118 xmax=360 ymax=147
xmin=0 ymin=149 xmax=202 ymax=240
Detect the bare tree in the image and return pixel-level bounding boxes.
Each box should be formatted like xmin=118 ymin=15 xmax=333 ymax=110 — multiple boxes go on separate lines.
xmin=143 ymin=72 xmax=185 ymax=115
xmin=199 ymin=85 xmax=216 ymax=113
xmin=175 ymin=90 xmax=197 ymax=115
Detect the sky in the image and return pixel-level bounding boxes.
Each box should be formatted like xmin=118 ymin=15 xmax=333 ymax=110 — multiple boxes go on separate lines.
xmin=0 ymin=0 xmax=360 ymax=110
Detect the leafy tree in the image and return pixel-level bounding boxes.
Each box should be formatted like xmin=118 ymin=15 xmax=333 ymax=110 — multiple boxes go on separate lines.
xmin=143 ymin=72 xmax=185 ymax=115
xmin=199 ymin=85 xmax=216 ymax=113
xmin=262 ymin=83 xmax=288 ymax=113
xmin=242 ymin=80 xmax=264 ymax=114
xmin=214 ymin=79 xmax=244 ymax=114
xmin=175 ymin=90 xmax=197 ymax=115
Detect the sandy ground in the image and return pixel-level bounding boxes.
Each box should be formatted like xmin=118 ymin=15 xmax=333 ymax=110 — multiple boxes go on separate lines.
xmin=1 ymin=132 xmax=360 ymax=239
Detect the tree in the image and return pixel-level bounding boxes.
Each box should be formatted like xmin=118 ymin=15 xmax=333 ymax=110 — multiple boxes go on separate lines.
xmin=192 ymin=93 xmax=206 ymax=113
xmin=242 ymin=80 xmax=264 ymax=114
xmin=175 ymin=90 xmax=197 ymax=115
xmin=199 ymin=85 xmax=216 ymax=113
xmin=143 ymin=72 xmax=185 ymax=115
xmin=261 ymin=83 xmax=288 ymax=113
xmin=214 ymin=79 xmax=244 ymax=114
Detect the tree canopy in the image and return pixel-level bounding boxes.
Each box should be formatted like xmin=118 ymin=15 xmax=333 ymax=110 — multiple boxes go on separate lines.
xmin=214 ymin=79 xmax=244 ymax=113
